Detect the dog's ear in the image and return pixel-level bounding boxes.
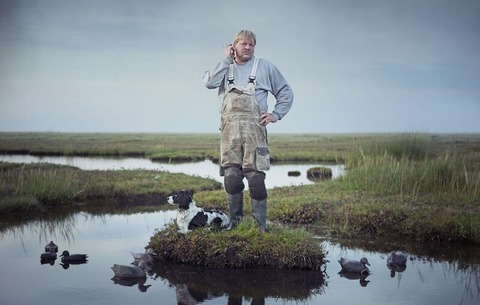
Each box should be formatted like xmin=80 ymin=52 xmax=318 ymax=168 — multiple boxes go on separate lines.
xmin=185 ymin=189 xmax=194 ymax=198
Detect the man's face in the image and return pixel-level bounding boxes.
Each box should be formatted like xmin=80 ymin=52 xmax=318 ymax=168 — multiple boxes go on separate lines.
xmin=233 ymin=39 xmax=255 ymax=64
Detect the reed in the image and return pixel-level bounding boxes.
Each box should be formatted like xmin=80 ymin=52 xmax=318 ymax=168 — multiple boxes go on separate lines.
xmin=342 ymin=137 xmax=480 ymax=200
xmin=0 ymin=163 xmax=82 ymax=212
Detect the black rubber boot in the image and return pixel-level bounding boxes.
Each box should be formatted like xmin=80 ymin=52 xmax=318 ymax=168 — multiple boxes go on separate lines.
xmin=252 ymin=198 xmax=267 ymax=233
xmin=223 ymin=192 xmax=244 ymax=231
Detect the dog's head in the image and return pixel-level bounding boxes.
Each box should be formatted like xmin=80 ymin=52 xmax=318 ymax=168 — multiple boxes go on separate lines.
xmin=167 ymin=189 xmax=194 ymax=210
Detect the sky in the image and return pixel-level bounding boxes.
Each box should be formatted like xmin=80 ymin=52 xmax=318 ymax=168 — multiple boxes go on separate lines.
xmin=0 ymin=0 xmax=479 ymax=134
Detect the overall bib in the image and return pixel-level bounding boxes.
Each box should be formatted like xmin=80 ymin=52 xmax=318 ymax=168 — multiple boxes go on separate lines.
xmin=220 ymin=58 xmax=270 ymax=174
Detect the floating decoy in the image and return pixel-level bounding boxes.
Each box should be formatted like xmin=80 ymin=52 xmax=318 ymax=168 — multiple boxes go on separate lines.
xmin=111 ymin=260 xmax=149 ymax=279
xmin=338 ymin=257 xmax=370 ymax=275
xmin=60 ymin=250 xmax=88 ymax=263
xmin=387 ymin=251 xmax=407 ymax=266
xmin=44 ymin=241 xmax=58 ymax=253
xmin=131 ymin=248 xmax=158 ymax=265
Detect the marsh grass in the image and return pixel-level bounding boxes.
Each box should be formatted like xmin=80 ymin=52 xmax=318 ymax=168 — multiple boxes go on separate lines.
xmin=2 ymin=132 xmax=479 ymax=164
xmin=1 ymin=132 xmax=480 ymax=244
xmin=343 ymin=136 xmax=480 ymax=200
xmin=0 ymin=162 xmax=222 ymax=215
xmin=148 ymin=218 xmax=326 ymax=269
xmin=0 ymin=132 xmax=371 ymax=162
xmin=0 ymin=163 xmax=82 ymax=212
xmin=257 ymin=133 xmax=480 ymax=243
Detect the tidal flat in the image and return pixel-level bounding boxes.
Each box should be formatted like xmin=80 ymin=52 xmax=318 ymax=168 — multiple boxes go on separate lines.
xmin=1 ymin=132 xmax=479 ymax=245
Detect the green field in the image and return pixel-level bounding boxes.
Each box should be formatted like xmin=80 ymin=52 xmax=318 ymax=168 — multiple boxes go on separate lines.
xmin=1 ymin=132 xmax=479 ymax=244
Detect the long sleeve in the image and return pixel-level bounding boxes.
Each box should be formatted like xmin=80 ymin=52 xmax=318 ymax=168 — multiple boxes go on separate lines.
xmin=267 ymin=63 xmax=294 ymax=121
xmin=203 ymin=57 xmax=233 ymax=89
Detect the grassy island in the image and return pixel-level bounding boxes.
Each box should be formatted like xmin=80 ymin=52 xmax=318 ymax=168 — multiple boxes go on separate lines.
xmin=148 ymin=219 xmax=327 ymax=270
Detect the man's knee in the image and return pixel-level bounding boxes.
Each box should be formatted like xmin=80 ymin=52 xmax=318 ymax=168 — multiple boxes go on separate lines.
xmin=224 ymin=166 xmax=245 ymax=194
xmin=245 ymin=170 xmax=267 ymax=200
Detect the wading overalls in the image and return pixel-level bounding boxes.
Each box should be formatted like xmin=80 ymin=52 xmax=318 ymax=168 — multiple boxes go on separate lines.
xmin=220 ymin=57 xmax=269 ymax=232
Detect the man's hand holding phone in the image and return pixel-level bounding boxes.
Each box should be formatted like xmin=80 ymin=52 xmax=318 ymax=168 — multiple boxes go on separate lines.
xmin=224 ymin=43 xmax=235 ymax=59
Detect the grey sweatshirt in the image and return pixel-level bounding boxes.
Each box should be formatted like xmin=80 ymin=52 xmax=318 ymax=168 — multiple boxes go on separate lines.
xmin=203 ymin=56 xmax=293 ymax=121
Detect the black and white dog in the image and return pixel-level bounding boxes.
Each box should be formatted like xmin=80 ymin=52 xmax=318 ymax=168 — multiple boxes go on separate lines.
xmin=167 ymin=190 xmax=229 ymax=234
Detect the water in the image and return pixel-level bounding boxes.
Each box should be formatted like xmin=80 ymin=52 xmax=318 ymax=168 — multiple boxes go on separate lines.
xmin=1 ymin=211 xmax=479 ymax=305
xmin=0 ymin=154 xmax=345 ymax=189
xmin=0 ymin=155 xmax=479 ymax=305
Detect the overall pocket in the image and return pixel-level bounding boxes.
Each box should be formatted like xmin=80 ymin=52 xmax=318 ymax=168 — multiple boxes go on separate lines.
xmin=255 ymin=147 xmax=270 ymax=171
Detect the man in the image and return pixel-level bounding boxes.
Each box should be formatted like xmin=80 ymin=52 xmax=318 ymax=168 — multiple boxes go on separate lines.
xmin=203 ymin=30 xmax=293 ymax=232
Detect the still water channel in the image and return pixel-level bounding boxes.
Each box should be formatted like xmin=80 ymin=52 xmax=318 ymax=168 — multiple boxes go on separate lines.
xmin=0 ymin=154 xmax=345 ymax=189
xmin=0 ymin=155 xmax=479 ymax=305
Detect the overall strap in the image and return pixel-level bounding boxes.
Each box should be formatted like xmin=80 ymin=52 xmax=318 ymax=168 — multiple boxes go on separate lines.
xmin=248 ymin=57 xmax=259 ymax=83
xmin=227 ymin=64 xmax=235 ymax=84
xmin=227 ymin=57 xmax=259 ymax=85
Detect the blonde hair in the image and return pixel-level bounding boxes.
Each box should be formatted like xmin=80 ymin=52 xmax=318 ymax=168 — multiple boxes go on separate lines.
xmin=233 ymin=30 xmax=256 ymax=46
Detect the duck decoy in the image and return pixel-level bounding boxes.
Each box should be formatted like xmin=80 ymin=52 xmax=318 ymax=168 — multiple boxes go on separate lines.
xmin=387 ymin=251 xmax=407 ymax=266
xmin=131 ymin=248 xmax=158 ymax=265
xmin=111 ymin=260 xmax=149 ymax=279
xmin=44 ymin=241 xmax=58 ymax=253
xmin=60 ymin=250 xmax=88 ymax=263
xmin=338 ymin=257 xmax=370 ymax=275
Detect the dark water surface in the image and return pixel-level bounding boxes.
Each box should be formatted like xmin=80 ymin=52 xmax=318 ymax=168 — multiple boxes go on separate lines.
xmin=1 ymin=210 xmax=479 ymax=305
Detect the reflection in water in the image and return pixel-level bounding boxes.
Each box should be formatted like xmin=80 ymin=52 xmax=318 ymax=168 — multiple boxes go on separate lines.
xmin=387 ymin=263 xmax=407 ymax=278
xmin=387 ymin=263 xmax=407 ymax=289
xmin=338 ymin=270 xmax=371 ymax=287
xmin=1 ymin=205 xmax=480 ymax=304
xmin=40 ymin=256 xmax=57 ymax=266
xmin=152 ymin=262 xmax=326 ymax=304
xmin=111 ymin=276 xmax=152 ymax=293
xmin=0 ymin=211 xmax=103 ymax=247
xmin=323 ymin=238 xmax=480 ymax=305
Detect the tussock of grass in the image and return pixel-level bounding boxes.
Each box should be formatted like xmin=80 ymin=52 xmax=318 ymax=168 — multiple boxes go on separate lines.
xmin=148 ymin=219 xmax=327 ymax=270
xmin=307 ymin=167 xmax=333 ymax=180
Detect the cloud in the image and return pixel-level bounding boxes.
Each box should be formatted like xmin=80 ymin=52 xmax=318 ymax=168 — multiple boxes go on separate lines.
xmin=0 ymin=0 xmax=479 ymax=133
